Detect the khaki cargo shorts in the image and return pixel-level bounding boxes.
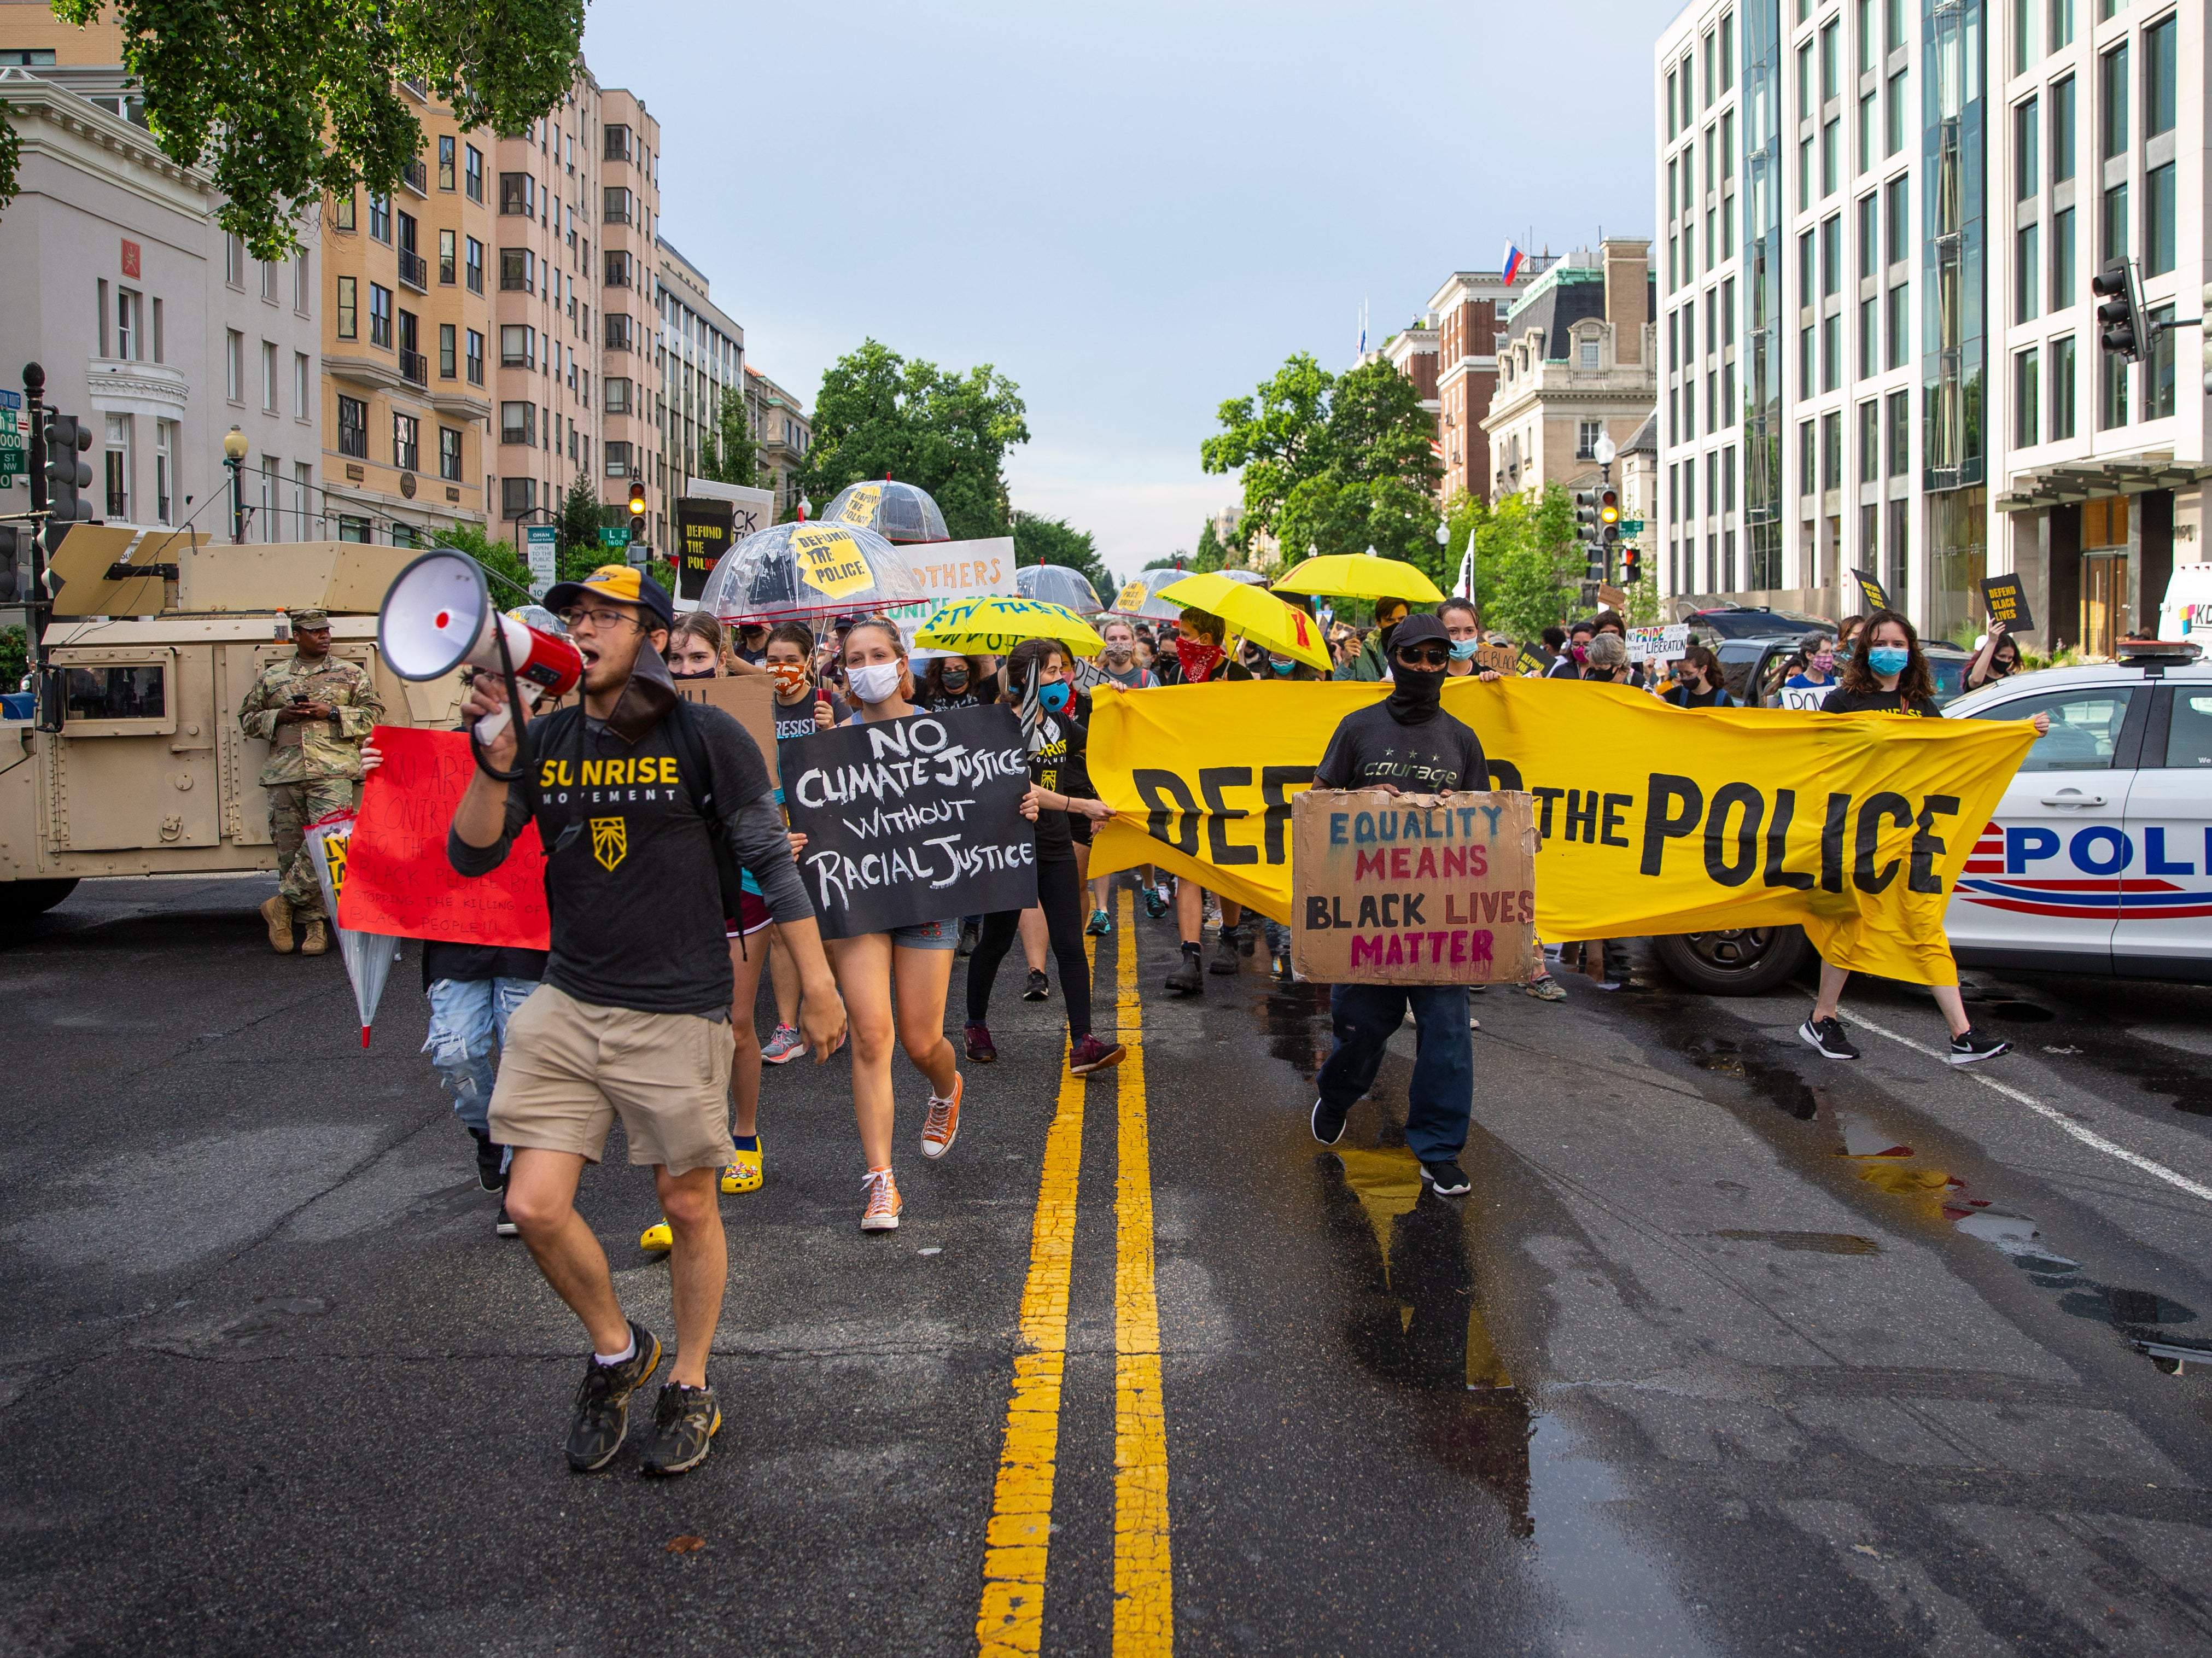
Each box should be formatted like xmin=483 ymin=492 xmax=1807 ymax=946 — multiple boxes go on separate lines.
xmin=488 ymin=984 xmax=736 ymax=1176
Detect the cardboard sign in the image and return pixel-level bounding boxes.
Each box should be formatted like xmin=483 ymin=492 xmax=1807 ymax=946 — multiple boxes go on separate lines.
xmin=779 ymin=704 xmax=1037 ymax=940
xmin=1851 ymin=568 xmax=1893 ymax=612
xmin=675 ymin=497 xmax=736 ymax=602
xmin=1290 ymin=789 xmax=1540 ymax=985
xmin=671 ymin=673 xmax=781 ymax=788
xmin=1981 ymin=572 xmax=2035 ymax=633
xmin=1475 ymin=642 xmax=1518 ymax=674
xmin=1627 ymin=623 xmax=1691 ymax=665
xmin=1597 ymin=584 xmax=1629 ymax=610
xmin=338 ymin=727 xmax=551 ymax=948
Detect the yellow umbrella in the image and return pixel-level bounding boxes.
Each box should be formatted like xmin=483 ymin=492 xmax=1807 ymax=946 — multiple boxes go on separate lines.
xmin=1271 ymin=549 xmax=1443 ymax=604
xmin=914 ymin=594 xmax=1105 ymax=657
xmin=1154 ymin=573 xmax=1332 ymax=672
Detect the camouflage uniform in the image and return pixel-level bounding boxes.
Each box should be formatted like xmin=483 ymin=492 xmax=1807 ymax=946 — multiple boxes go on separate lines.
xmin=237 ymin=615 xmax=383 ymax=919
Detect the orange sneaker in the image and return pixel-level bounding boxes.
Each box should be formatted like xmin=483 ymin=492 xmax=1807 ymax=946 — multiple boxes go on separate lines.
xmin=920 ymin=1073 xmax=964 ymax=1160
xmin=860 ymin=1167 xmax=902 ymax=1231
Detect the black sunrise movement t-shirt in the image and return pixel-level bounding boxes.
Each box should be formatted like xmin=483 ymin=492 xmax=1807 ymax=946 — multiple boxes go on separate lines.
xmin=1028 ymin=709 xmax=1095 ymax=862
xmin=1314 ymin=702 xmax=1491 ymax=795
xmin=448 ymin=704 xmax=807 ymax=1016
xmin=1819 ymin=685 xmax=1943 ymax=717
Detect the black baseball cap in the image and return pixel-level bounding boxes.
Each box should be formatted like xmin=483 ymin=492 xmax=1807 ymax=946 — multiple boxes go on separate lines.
xmin=1391 ymin=615 xmax=1450 ymax=652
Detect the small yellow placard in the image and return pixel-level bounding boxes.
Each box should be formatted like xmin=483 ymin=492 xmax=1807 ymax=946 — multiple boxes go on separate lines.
xmin=793 ymin=524 xmax=876 ymax=599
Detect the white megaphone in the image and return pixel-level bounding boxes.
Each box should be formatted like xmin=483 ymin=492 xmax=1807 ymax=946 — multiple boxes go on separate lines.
xmin=378 ymin=548 xmax=583 ymax=746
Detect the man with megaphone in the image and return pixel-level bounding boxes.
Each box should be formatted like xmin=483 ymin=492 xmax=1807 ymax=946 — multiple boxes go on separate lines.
xmin=445 ymin=564 xmax=847 ymax=1478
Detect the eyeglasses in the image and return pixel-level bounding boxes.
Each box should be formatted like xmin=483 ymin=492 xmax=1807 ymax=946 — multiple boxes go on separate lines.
xmin=558 ymin=605 xmax=643 ymax=632
xmin=1394 ymin=645 xmax=1451 ymax=668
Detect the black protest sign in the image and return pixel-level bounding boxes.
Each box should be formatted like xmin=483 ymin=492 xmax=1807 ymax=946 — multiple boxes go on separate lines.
xmin=1851 ymin=568 xmax=1893 ymax=612
xmin=780 ymin=703 xmax=1037 ymax=939
xmin=1981 ymin=572 xmax=2035 ymax=633
xmin=675 ymin=497 xmax=736 ymax=602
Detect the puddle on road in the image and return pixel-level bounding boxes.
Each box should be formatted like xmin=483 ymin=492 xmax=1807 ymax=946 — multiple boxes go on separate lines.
xmin=1677 ymin=1036 xmax=1819 ymax=1122
xmin=1259 ymin=982 xmax=1332 ymax=1078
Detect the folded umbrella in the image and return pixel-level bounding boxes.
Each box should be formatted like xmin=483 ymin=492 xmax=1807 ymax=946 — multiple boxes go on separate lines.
xmin=305 ymin=812 xmax=404 ymax=1048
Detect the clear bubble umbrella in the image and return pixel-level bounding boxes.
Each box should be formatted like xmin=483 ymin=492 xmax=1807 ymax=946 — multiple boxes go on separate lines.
xmin=699 ymin=519 xmax=930 ymax=622
xmin=820 ymin=480 xmax=952 ymax=544
xmin=1015 ymin=562 xmax=1104 ymax=615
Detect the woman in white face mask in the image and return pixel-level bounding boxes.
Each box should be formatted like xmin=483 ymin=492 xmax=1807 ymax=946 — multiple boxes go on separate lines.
xmin=829 ymin=619 xmax=965 ymax=1234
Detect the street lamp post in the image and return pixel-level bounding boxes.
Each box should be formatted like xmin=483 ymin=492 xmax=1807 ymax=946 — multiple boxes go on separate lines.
xmin=223 ymin=425 xmax=248 ymax=544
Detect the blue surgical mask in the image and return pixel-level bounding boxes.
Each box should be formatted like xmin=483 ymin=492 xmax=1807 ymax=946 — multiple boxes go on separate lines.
xmin=1040 ymin=681 xmax=1072 ymax=714
xmin=1269 ymin=656 xmax=1295 ymax=675
xmin=1867 ymin=646 xmax=1910 ymax=676
xmin=1448 ymin=638 xmax=1479 ymax=661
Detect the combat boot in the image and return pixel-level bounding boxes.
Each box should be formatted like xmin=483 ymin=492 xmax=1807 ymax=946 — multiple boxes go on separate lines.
xmin=259 ymin=895 xmax=295 ymax=954
xmin=299 ymin=917 xmax=330 ymax=956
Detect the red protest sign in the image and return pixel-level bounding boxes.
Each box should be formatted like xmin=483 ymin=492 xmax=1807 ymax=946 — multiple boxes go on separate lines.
xmin=337 ymin=726 xmax=549 ymax=948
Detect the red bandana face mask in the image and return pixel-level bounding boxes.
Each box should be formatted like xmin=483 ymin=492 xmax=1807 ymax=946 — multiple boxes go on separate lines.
xmin=1175 ymin=638 xmax=1225 ymax=682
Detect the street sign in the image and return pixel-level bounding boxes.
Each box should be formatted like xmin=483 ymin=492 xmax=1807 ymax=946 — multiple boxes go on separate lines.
xmin=0 ymin=389 xmax=20 ymax=411
xmin=524 ymin=524 xmax=558 ymax=599
xmin=598 ymin=526 xmax=629 ymax=548
xmin=1619 ymin=517 xmax=1645 ymax=534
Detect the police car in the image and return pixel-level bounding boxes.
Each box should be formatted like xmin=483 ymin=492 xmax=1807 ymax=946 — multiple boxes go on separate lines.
xmin=1943 ymin=638 xmax=2210 ymax=980
xmin=1650 ymin=637 xmax=2210 ymax=993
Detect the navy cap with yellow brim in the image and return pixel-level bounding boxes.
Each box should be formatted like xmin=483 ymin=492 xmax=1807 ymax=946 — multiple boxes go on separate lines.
xmin=541 ymin=564 xmax=674 ymax=630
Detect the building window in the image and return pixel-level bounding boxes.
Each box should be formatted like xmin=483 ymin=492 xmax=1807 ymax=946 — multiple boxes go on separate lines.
xmin=2100 ymin=183 xmax=2128 ymax=264
xmin=439 ymin=322 xmax=457 ymax=379
xmin=1579 ymin=338 xmax=1600 ymax=369
xmin=466 ymin=329 xmax=485 ymax=386
xmin=1822 ymin=314 xmax=1840 ymax=392
xmin=337 ymin=395 xmax=367 ymax=459
xmin=1883 ymin=176 xmax=1908 ymax=266
xmin=1575 ymin=419 xmax=1601 ymax=458
xmin=2014 ymin=347 xmax=2040 ymax=446
xmin=499 ymin=173 xmax=533 ymax=215
xmin=2098 ymin=339 xmax=2127 ymax=431
xmin=1886 ymin=388 xmax=1910 ymax=475
xmin=605 ymin=377 xmax=632 ymax=414
xmin=332 ymin=192 xmax=355 ymax=232
xmin=368 ymin=283 xmax=392 ymax=348
xmin=604 ymin=313 xmax=632 ymax=351
xmin=115 ymin=285 xmax=137 ymax=359
xmin=1885 ymin=70 xmax=1906 ymax=155
xmin=2051 ymin=74 xmax=2075 ymax=184
xmin=500 ymin=324 xmax=534 ymax=368
xmin=1858 ymin=296 xmax=1876 ymax=378
xmin=103 ymin=413 xmax=130 ymax=520
xmin=335 ymin=275 xmax=356 ymax=339
xmin=1857 ymin=92 xmax=1875 ymax=174
xmin=501 ymin=477 xmax=537 ymax=519
xmin=2099 ymin=42 xmax=2127 ymax=159
xmin=2015 ymin=224 xmax=2039 ymax=323
xmin=2014 ymin=96 xmax=2038 ymax=199
xmin=605 ymin=249 xmax=633 ymax=289
xmin=1857 ymin=400 xmax=1880 ymax=482
xmin=368 ymin=192 xmax=390 ymax=243
xmin=500 ymin=402 xmax=536 ymax=446
xmin=294 ymin=252 xmax=311 ymax=314
xmin=154 ymin=420 xmax=174 ymax=524
xmin=293 ymin=462 xmax=311 ymax=537
xmin=225 ymin=329 xmax=243 ymax=401
xmin=465 ymin=237 xmax=485 ymax=295
xmin=437 ymin=134 xmax=456 ymax=190
xmin=393 ymin=412 xmax=419 ymax=472
xmin=439 ymin=425 xmax=463 ymax=482
xmin=261 ymin=339 xmax=278 ymax=411
xmin=2051 ymin=206 xmax=2076 ymax=307
xmin=605 ymin=122 xmax=631 ymax=162
xmin=2144 ymin=305 xmax=2175 ymax=421
xmin=437 ymin=228 xmax=456 ymax=284
xmin=2143 ymin=14 xmax=2175 ymax=137
xmin=1798 ymin=419 xmax=1816 ymax=497
xmin=2052 ymin=334 xmax=2077 ymax=439
xmin=500 ymin=247 xmax=534 ymax=292
xmin=464 ymin=143 xmax=484 ymax=203
xmin=152 ymin=296 xmax=163 ymax=362
xmin=1820 ymin=411 xmax=1842 ymax=491
xmin=294 ymin=351 xmax=310 ymax=417
xmin=605 ymin=440 xmax=632 ymax=477
xmin=603 ymin=185 xmax=632 ymax=225
xmin=1821 ymin=117 xmax=1839 ymax=196
xmin=2143 ymin=164 xmax=2174 ymax=278
xmin=337 ymin=515 xmax=371 ymax=542
xmin=225 ymin=233 xmax=244 ymax=287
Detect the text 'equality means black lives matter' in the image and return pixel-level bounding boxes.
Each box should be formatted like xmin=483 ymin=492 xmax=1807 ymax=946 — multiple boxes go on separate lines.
xmin=780 ymin=703 xmax=1040 ymax=938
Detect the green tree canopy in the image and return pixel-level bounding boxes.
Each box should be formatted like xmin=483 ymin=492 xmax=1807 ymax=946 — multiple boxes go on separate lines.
xmin=794 ymin=339 xmax=1030 ymax=541
xmin=5 ymin=0 xmax=584 ymax=259
xmin=699 ymin=395 xmax=758 ymax=489
xmin=1440 ymin=484 xmax=1582 ymax=644
xmin=1012 ymin=511 xmax=1114 ymax=603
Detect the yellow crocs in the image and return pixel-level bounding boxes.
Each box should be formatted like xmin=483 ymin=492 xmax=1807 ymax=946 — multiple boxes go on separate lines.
xmin=638 ymin=1220 xmax=673 ymax=1252
xmin=721 ymin=1140 xmax=763 ymax=1194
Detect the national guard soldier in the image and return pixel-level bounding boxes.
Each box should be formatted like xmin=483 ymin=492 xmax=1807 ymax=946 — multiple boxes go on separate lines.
xmin=237 ymin=608 xmax=383 ymax=955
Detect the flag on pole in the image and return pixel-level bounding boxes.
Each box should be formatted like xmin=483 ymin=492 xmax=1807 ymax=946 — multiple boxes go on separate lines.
xmin=1501 ymin=242 xmax=1525 ymax=284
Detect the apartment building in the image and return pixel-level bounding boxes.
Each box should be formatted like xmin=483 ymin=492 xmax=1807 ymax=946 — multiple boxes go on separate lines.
xmin=1654 ymin=0 xmax=2203 ymax=649
xmin=1481 ymin=241 xmax=1658 ymax=501
xmin=650 ymin=237 xmax=745 ymax=553
xmin=1428 ymin=270 xmax=1518 ymax=503
xmin=596 ymin=89 xmax=663 ymax=547
xmin=491 ymin=78 xmax=608 ymax=544
xmin=744 ymin=367 xmax=813 ymax=520
xmin=320 ymin=87 xmax=492 ymax=545
xmin=0 ymin=56 xmax=319 ymax=551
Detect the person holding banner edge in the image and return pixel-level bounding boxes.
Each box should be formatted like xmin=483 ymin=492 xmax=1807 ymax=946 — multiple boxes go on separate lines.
xmin=1800 ymin=609 xmax=2046 ymax=1066
xmin=1308 ymin=614 xmax=1490 ymax=1197
xmin=448 ymin=565 xmax=847 ymax=1478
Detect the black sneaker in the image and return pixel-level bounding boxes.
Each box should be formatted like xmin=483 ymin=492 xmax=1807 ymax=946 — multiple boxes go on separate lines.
xmin=1798 ymin=1016 xmax=1860 ymax=1060
xmin=1164 ymin=949 xmax=1203 ymax=995
xmin=638 ymin=1381 xmax=721 ymax=1476
xmin=1022 ymin=968 xmax=1050 ymax=1002
xmin=1209 ymin=934 xmax=1240 ymax=975
xmin=1948 ymin=1026 xmax=2010 ymax=1066
xmin=1421 ymin=1160 xmax=1472 ymax=1196
xmin=1311 ymin=1097 xmax=1350 ymax=1146
xmin=956 ymin=921 xmax=980 ymax=958
xmin=493 ymin=1203 xmax=520 ymax=1238
xmin=471 ymin=1129 xmax=505 ymax=1194
xmin=564 ymin=1320 xmax=662 ymax=1473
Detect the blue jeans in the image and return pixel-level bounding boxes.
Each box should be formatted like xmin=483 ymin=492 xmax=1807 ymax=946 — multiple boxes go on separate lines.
xmin=1315 ymin=983 xmax=1474 ymax=1165
xmin=424 ymin=977 xmax=536 ymax=1137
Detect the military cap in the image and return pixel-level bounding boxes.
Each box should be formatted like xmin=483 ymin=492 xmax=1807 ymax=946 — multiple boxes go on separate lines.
xmin=288 ymin=608 xmax=332 ymax=630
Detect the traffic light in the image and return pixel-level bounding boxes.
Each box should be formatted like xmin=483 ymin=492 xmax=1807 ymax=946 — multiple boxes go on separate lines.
xmin=626 ymin=480 xmax=647 ymax=542
xmin=42 ymin=412 xmax=94 ymax=552
xmin=1622 ymin=542 xmax=1643 ymax=586
xmin=1572 ymin=489 xmax=1606 ymax=580
xmin=2092 ymin=258 xmax=2142 ymax=360
xmin=1598 ymin=488 xmax=1620 ymax=529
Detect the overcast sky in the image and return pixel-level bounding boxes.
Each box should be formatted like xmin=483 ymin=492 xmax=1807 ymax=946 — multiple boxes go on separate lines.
xmin=582 ymin=1 xmax=1667 ymax=585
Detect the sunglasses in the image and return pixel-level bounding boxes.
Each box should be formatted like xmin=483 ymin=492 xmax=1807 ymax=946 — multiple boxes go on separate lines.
xmin=1393 ymin=645 xmax=1451 ymax=668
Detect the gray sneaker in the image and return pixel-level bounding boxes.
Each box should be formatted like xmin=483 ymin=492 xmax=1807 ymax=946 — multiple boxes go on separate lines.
xmin=564 ymin=1321 xmax=662 ymax=1472
xmin=638 ymin=1381 xmax=721 ymax=1476
xmin=761 ymin=1023 xmax=805 ymax=1065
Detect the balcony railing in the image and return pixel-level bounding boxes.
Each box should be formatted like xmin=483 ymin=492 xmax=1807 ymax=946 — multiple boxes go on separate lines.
xmin=400 ymin=349 xmax=428 ymax=386
xmin=398 ymin=250 xmax=428 ymax=291
xmin=402 ymin=159 xmax=428 ymax=195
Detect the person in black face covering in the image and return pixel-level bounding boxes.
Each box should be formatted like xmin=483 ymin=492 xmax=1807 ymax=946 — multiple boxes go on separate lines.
xmin=1308 ymin=614 xmax=1491 ymax=1198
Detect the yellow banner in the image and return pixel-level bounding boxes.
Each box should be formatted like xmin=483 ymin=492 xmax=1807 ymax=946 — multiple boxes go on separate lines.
xmin=1086 ymin=680 xmax=2039 ymax=986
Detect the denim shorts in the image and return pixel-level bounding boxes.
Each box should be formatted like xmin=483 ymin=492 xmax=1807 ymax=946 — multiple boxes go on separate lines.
xmin=890 ymin=916 xmax=960 ymax=951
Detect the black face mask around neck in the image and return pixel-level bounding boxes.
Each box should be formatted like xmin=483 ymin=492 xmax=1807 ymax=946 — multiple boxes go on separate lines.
xmin=1385 ymin=663 xmax=1446 ymax=724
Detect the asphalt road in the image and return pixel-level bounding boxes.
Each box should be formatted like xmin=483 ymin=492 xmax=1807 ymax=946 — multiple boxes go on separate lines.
xmin=2 ymin=873 xmax=2209 ymax=1656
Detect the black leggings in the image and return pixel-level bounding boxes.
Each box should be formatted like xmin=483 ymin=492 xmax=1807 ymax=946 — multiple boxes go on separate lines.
xmin=967 ymin=857 xmax=1092 ymax=1039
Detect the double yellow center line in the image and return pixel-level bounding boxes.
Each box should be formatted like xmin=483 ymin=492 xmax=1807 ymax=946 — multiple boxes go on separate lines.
xmin=977 ymin=888 xmax=1173 ymax=1656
